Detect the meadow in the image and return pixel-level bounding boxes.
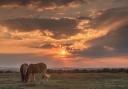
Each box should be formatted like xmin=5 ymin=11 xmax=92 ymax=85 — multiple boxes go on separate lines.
xmin=0 ymin=72 xmax=128 ymax=89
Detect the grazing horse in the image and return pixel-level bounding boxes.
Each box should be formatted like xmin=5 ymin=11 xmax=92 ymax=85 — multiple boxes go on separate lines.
xmin=26 ymin=63 xmax=50 ymax=82
xmin=20 ymin=63 xmax=29 ymax=83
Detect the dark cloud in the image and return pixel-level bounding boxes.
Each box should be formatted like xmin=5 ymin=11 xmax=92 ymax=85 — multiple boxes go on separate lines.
xmin=113 ymin=0 xmax=128 ymax=3
xmin=92 ymin=7 xmax=128 ymax=28
xmin=0 ymin=18 xmax=80 ymax=39
xmin=75 ymin=24 xmax=128 ymax=58
xmin=78 ymin=16 xmax=92 ymax=20
xmin=38 ymin=43 xmax=56 ymax=49
xmin=0 ymin=0 xmax=84 ymax=8
xmin=73 ymin=7 xmax=128 ymax=58
xmin=91 ymin=25 xmax=128 ymax=50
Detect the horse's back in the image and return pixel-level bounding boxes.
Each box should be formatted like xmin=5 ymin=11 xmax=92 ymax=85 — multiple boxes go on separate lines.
xmin=28 ymin=63 xmax=47 ymax=73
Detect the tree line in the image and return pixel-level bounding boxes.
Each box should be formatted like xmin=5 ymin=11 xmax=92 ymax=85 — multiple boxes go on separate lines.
xmin=0 ymin=68 xmax=128 ymax=73
xmin=47 ymin=68 xmax=128 ymax=73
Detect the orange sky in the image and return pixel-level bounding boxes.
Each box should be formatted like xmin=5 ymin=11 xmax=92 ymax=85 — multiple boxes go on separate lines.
xmin=0 ymin=0 xmax=128 ymax=68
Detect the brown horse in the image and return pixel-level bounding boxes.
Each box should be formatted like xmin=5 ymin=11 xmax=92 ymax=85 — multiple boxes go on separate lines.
xmin=26 ymin=63 xmax=50 ymax=82
xmin=20 ymin=63 xmax=29 ymax=83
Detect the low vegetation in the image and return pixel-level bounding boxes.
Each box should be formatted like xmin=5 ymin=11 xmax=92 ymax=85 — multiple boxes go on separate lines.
xmin=0 ymin=72 xmax=128 ymax=89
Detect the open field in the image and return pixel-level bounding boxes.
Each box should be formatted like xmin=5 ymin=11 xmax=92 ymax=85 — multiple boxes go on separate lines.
xmin=0 ymin=73 xmax=128 ymax=89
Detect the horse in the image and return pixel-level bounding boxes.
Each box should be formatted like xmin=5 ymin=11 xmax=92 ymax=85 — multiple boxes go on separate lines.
xmin=20 ymin=63 xmax=29 ymax=83
xmin=26 ymin=63 xmax=50 ymax=82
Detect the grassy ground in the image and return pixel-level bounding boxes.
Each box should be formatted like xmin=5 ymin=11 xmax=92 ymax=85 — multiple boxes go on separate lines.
xmin=0 ymin=73 xmax=128 ymax=89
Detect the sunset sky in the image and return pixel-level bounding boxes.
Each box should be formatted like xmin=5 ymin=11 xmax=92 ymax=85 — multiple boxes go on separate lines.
xmin=0 ymin=0 xmax=128 ymax=68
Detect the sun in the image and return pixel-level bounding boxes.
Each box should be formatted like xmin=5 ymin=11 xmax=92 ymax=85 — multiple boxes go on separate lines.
xmin=59 ymin=49 xmax=70 ymax=57
xmin=60 ymin=50 xmax=67 ymax=55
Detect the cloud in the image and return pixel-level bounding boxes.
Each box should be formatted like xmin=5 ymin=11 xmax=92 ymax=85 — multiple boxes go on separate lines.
xmin=91 ymin=25 xmax=128 ymax=51
xmin=0 ymin=0 xmax=84 ymax=10
xmin=38 ymin=43 xmax=57 ymax=49
xmin=113 ymin=0 xmax=128 ymax=3
xmin=0 ymin=13 xmax=119 ymax=56
xmin=92 ymin=7 xmax=128 ymax=29
xmin=0 ymin=18 xmax=80 ymax=39
xmin=0 ymin=7 xmax=128 ymax=59
xmin=0 ymin=18 xmax=111 ymax=56
xmin=74 ymin=7 xmax=128 ymax=58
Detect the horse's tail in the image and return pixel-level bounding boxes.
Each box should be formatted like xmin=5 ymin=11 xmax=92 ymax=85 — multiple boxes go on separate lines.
xmin=20 ymin=64 xmax=29 ymax=83
xmin=26 ymin=64 xmax=34 ymax=83
xmin=25 ymin=67 xmax=30 ymax=82
xmin=20 ymin=65 xmax=25 ymax=82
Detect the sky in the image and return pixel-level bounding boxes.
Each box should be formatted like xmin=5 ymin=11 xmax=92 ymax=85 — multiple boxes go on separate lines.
xmin=0 ymin=0 xmax=128 ymax=68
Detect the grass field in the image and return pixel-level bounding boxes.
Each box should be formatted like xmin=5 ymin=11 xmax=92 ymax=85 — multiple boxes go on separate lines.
xmin=0 ymin=73 xmax=128 ymax=89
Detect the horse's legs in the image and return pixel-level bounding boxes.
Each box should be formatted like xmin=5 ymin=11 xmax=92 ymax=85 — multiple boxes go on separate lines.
xmin=40 ymin=73 xmax=45 ymax=83
xmin=33 ymin=74 xmax=35 ymax=81
xmin=41 ymin=72 xmax=44 ymax=79
xmin=31 ymin=73 xmax=34 ymax=82
xmin=32 ymin=73 xmax=35 ymax=81
xmin=20 ymin=71 xmax=25 ymax=82
xmin=28 ymin=73 xmax=32 ymax=82
xmin=23 ymin=74 xmax=25 ymax=82
xmin=21 ymin=73 xmax=24 ymax=82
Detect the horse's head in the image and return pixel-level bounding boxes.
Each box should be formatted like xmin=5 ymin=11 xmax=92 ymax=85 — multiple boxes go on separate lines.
xmin=44 ymin=74 xmax=50 ymax=81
